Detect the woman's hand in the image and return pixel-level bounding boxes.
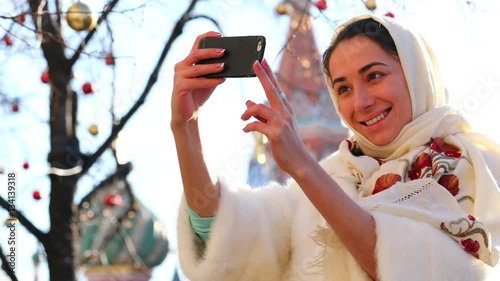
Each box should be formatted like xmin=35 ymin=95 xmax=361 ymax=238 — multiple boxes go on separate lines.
xmin=241 ymin=59 xmax=315 ymax=176
xmin=171 ymin=31 xmax=226 ymax=127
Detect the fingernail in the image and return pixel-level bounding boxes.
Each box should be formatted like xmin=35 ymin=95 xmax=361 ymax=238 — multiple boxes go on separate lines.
xmin=262 ymin=58 xmax=269 ymax=67
xmin=245 ymin=100 xmax=251 ymax=106
xmin=218 ymin=63 xmax=225 ymax=68
xmin=216 ymin=48 xmax=225 ymax=54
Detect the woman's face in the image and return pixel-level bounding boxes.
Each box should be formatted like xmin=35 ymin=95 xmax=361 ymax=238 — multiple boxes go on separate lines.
xmin=328 ymin=36 xmax=412 ymax=146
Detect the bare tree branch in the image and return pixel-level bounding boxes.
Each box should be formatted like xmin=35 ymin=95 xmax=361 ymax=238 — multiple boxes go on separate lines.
xmin=80 ymin=0 xmax=207 ymax=174
xmin=68 ymin=0 xmax=120 ymax=67
xmin=190 ymin=15 xmax=223 ymax=32
xmin=0 ymin=197 xmax=48 ymax=243
xmin=0 ymin=245 xmax=17 ymax=281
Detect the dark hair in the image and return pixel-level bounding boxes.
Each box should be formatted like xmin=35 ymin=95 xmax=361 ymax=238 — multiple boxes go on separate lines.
xmin=323 ymin=18 xmax=398 ymax=78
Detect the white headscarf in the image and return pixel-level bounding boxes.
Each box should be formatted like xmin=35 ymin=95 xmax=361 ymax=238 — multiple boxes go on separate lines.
xmin=324 ymin=14 xmax=471 ymax=161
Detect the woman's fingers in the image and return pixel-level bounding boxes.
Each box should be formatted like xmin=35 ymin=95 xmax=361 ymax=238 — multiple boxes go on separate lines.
xmin=241 ymin=100 xmax=288 ymax=127
xmin=182 ymin=48 xmax=225 ymax=68
xmin=282 ymin=97 xmax=294 ymax=115
xmin=174 ymin=75 xmax=225 ymax=91
xmin=242 ymin=100 xmax=268 ymax=123
xmin=190 ymin=31 xmax=222 ymax=53
xmin=261 ymin=59 xmax=283 ymax=93
xmin=253 ymin=60 xmax=285 ymax=110
xmin=176 ymin=59 xmax=225 ymax=78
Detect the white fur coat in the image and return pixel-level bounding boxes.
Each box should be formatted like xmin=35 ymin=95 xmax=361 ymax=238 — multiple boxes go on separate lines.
xmin=177 ymin=150 xmax=500 ymax=281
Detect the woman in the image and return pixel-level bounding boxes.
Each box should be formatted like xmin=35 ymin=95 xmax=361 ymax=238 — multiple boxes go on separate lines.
xmin=171 ymin=14 xmax=500 ymax=280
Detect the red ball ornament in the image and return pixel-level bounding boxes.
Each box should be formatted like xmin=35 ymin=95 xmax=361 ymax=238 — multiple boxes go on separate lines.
xmin=3 ymin=36 xmax=13 ymax=46
xmin=384 ymin=12 xmax=395 ymax=18
xmin=11 ymin=104 xmax=19 ymax=112
xmin=315 ymin=0 xmax=327 ymax=11
xmin=40 ymin=71 xmax=50 ymax=84
xmin=17 ymin=14 xmax=26 ymax=23
xmin=33 ymin=190 xmax=42 ymax=200
xmin=22 ymin=162 xmax=30 ymax=169
xmin=104 ymin=193 xmax=123 ymax=207
xmin=105 ymin=54 xmax=115 ymax=66
xmin=82 ymin=82 xmax=94 ymax=94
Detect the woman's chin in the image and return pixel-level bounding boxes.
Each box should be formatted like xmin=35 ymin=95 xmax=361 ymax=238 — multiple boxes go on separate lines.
xmin=363 ymin=133 xmax=397 ymax=147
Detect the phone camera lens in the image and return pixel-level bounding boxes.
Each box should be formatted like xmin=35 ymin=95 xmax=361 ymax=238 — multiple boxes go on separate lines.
xmin=257 ymin=40 xmax=263 ymax=52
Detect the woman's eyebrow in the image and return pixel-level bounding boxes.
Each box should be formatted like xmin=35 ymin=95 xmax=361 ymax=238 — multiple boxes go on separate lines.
xmin=358 ymin=62 xmax=388 ymax=74
xmin=331 ymin=77 xmax=346 ymax=89
xmin=331 ymin=62 xmax=388 ymax=89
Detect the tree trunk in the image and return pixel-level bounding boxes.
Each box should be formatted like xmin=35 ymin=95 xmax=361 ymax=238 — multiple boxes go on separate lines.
xmin=45 ymin=83 xmax=81 ymax=281
xmin=28 ymin=0 xmax=81 ymax=278
xmin=46 ymin=73 xmax=79 ymax=281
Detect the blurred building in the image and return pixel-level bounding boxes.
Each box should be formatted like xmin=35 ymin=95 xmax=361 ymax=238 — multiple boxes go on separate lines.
xmin=248 ymin=0 xmax=348 ymax=186
xmin=77 ymin=163 xmax=170 ymax=281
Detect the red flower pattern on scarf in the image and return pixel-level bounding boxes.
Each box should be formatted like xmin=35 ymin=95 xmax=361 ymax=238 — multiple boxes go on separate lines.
xmin=430 ymin=137 xmax=462 ymax=158
xmin=373 ymin=173 xmax=402 ymax=195
xmin=407 ymin=138 xmax=462 ymax=196
xmin=408 ymin=152 xmax=432 ymax=180
xmin=438 ymin=174 xmax=460 ymax=196
xmin=461 ymin=238 xmax=480 ymax=259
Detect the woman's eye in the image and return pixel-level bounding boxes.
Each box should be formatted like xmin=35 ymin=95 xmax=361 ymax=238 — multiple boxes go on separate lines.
xmin=368 ymin=72 xmax=382 ymax=81
xmin=337 ymin=86 xmax=349 ymax=95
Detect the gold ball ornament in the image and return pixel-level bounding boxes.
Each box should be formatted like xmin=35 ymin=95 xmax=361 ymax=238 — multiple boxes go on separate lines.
xmin=88 ymin=124 xmax=99 ymax=136
xmin=66 ymin=2 xmax=97 ymax=31
xmin=276 ymin=3 xmax=293 ymax=15
xmin=364 ymin=0 xmax=377 ymax=11
xmin=5 ymin=218 xmax=18 ymax=227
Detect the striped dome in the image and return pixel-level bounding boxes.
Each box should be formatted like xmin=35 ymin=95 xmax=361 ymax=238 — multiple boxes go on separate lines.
xmin=77 ymin=163 xmax=169 ymax=277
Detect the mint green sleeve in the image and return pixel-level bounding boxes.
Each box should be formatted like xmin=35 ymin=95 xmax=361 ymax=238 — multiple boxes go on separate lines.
xmin=187 ymin=205 xmax=214 ymax=243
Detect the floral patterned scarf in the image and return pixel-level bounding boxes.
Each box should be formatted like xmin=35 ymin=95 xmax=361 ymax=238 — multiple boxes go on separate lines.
xmin=338 ymin=132 xmax=498 ymax=265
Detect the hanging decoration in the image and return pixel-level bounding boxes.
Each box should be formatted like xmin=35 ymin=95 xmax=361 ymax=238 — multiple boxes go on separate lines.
xmin=82 ymin=82 xmax=95 ymax=94
xmin=365 ymin=0 xmax=377 ymax=10
xmin=384 ymin=12 xmax=395 ymax=18
xmin=40 ymin=71 xmax=50 ymax=84
xmin=315 ymin=0 xmax=327 ymax=11
xmin=16 ymin=14 xmax=26 ymax=23
xmin=3 ymin=36 xmax=13 ymax=46
xmin=23 ymin=161 xmax=30 ymax=169
xmin=105 ymin=53 xmax=115 ymax=65
xmin=275 ymin=2 xmax=293 ymax=15
xmin=33 ymin=190 xmax=42 ymax=200
xmin=88 ymin=124 xmax=99 ymax=136
xmin=5 ymin=218 xmax=17 ymax=226
xmin=103 ymin=193 xmax=123 ymax=207
xmin=11 ymin=103 xmax=19 ymax=112
xmin=66 ymin=2 xmax=98 ymax=31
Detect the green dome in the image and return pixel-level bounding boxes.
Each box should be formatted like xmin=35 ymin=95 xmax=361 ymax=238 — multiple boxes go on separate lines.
xmin=77 ymin=164 xmax=169 ymax=271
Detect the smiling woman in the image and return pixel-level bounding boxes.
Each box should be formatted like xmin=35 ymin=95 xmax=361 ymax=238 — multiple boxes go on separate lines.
xmin=326 ymin=34 xmax=412 ymax=146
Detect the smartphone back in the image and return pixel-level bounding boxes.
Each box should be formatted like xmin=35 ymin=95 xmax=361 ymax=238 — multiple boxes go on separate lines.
xmin=197 ymin=36 xmax=266 ymax=78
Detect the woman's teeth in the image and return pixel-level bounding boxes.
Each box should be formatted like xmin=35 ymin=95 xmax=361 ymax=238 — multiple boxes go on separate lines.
xmin=364 ymin=110 xmax=388 ymax=126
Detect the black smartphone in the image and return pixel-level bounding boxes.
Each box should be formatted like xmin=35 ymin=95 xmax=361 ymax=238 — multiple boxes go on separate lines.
xmin=197 ymin=35 xmax=266 ymax=78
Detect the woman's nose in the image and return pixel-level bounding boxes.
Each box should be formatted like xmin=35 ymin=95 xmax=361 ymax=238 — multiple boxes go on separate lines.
xmin=353 ymin=86 xmax=375 ymax=112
